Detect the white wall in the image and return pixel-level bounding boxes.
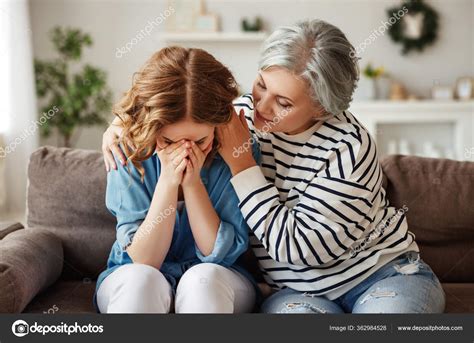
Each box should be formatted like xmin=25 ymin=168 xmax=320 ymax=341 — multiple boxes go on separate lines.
xmin=29 ymin=0 xmax=473 ymax=153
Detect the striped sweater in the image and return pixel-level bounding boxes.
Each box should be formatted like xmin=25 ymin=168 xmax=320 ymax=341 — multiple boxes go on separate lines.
xmin=230 ymin=94 xmax=418 ymax=300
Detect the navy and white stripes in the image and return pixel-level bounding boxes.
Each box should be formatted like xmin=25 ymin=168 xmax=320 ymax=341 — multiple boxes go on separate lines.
xmin=230 ymin=94 xmax=418 ymax=300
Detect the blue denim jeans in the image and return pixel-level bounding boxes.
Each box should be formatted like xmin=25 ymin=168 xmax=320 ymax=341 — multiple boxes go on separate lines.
xmin=260 ymin=251 xmax=446 ymax=313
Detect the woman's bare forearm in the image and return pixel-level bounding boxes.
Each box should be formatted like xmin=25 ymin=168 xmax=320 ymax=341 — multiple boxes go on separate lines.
xmin=126 ymin=180 xmax=178 ymax=268
xmin=183 ymin=182 xmax=219 ymax=256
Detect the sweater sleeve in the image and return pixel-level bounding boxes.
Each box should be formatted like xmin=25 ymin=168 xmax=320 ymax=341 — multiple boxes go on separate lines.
xmin=230 ymin=134 xmax=382 ymax=266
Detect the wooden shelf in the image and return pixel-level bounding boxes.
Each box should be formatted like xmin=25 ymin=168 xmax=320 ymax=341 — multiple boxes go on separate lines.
xmin=161 ymin=31 xmax=267 ymax=42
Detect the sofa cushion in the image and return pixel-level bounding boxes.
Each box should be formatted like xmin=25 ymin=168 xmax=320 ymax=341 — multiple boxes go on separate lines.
xmin=0 ymin=222 xmax=23 ymax=240
xmin=443 ymin=283 xmax=474 ymax=313
xmin=0 ymin=229 xmax=63 ymax=313
xmin=27 ymin=146 xmax=116 ymax=280
xmin=23 ymin=280 xmax=96 ymax=313
xmin=381 ymin=155 xmax=474 ymax=283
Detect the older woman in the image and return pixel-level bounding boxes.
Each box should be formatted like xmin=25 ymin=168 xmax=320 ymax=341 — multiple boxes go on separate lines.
xmin=102 ymin=19 xmax=445 ymax=313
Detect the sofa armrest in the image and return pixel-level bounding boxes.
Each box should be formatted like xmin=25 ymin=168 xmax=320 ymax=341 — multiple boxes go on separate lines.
xmin=0 ymin=228 xmax=63 ymax=313
xmin=0 ymin=222 xmax=24 ymax=240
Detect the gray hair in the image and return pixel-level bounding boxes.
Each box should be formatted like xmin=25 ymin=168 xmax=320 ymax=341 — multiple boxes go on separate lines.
xmin=259 ymin=19 xmax=359 ymax=116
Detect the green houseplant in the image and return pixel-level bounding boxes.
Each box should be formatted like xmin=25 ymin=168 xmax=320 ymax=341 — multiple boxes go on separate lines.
xmin=34 ymin=27 xmax=112 ymax=147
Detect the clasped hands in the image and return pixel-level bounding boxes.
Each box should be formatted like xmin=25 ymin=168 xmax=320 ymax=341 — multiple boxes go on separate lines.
xmin=156 ymin=139 xmax=212 ymax=189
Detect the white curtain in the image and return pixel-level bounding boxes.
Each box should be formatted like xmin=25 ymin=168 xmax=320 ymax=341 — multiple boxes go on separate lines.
xmin=0 ymin=0 xmax=37 ymax=219
xmin=0 ymin=135 xmax=5 ymax=211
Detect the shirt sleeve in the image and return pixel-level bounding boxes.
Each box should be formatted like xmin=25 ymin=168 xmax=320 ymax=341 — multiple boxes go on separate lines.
xmin=230 ymin=133 xmax=382 ymax=266
xmin=105 ymin=154 xmax=155 ymax=251
xmin=195 ymin=220 xmax=241 ymax=265
xmin=195 ymin=140 xmax=262 ymax=266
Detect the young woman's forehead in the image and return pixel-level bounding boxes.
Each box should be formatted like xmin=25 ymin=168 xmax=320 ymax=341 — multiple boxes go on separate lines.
xmin=159 ymin=120 xmax=214 ymax=141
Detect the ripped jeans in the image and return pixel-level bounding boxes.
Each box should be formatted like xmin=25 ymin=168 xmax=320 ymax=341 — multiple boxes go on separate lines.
xmin=260 ymin=251 xmax=446 ymax=313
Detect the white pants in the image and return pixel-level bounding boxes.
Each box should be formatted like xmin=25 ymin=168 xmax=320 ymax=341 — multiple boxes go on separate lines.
xmin=96 ymin=263 xmax=256 ymax=313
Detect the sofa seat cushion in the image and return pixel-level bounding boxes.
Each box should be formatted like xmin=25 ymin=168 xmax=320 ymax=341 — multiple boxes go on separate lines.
xmin=23 ymin=280 xmax=97 ymax=313
xmin=443 ymin=283 xmax=474 ymax=313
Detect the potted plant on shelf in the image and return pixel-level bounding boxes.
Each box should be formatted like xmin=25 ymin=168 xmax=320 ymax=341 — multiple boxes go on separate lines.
xmin=34 ymin=27 xmax=112 ymax=147
xmin=362 ymin=63 xmax=386 ymax=100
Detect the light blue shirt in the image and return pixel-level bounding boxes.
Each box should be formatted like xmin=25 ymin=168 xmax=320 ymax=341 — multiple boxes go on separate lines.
xmin=93 ymin=144 xmax=261 ymax=312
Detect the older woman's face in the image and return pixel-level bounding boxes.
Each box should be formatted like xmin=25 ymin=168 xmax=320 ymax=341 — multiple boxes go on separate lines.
xmin=252 ymin=66 xmax=323 ymax=135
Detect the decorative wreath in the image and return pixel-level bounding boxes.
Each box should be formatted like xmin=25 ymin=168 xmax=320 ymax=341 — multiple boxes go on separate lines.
xmin=387 ymin=0 xmax=439 ymax=55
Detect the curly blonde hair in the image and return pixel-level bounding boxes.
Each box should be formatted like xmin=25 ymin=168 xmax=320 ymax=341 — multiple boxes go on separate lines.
xmin=113 ymin=46 xmax=239 ymax=180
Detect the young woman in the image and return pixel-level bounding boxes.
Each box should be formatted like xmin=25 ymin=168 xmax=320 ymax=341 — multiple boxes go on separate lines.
xmin=103 ymin=20 xmax=445 ymax=313
xmin=94 ymin=46 xmax=259 ymax=313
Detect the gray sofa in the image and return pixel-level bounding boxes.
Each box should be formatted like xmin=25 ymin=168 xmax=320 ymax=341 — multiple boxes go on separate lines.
xmin=0 ymin=146 xmax=473 ymax=313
